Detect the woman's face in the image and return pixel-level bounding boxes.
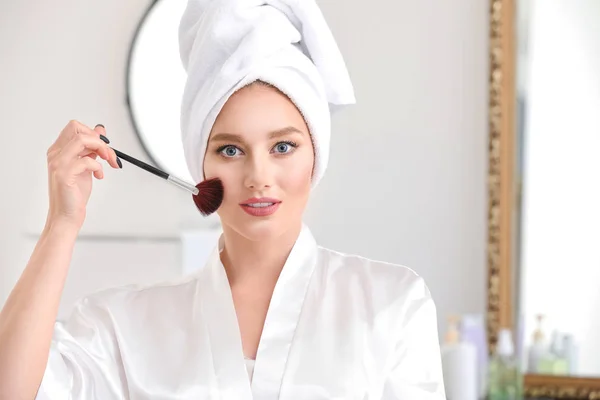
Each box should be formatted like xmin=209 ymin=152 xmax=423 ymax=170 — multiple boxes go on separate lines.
xmin=203 ymin=82 xmax=314 ymax=241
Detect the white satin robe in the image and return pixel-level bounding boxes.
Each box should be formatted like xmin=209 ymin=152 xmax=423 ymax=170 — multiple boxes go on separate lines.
xmin=36 ymin=225 xmax=445 ymax=399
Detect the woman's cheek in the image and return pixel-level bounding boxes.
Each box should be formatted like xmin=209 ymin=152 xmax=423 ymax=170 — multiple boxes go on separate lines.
xmin=280 ymin=157 xmax=313 ymax=193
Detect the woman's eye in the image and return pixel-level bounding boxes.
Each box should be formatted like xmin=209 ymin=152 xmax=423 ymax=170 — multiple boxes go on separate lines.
xmin=272 ymin=141 xmax=296 ymax=154
xmin=220 ymin=145 xmax=241 ymax=157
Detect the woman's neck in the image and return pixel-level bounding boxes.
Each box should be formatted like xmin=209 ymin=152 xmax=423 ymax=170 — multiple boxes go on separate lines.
xmin=220 ymin=222 xmax=302 ymax=285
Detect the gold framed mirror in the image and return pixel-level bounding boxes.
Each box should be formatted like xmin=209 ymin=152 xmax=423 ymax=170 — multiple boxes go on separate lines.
xmin=486 ymin=0 xmax=600 ymax=398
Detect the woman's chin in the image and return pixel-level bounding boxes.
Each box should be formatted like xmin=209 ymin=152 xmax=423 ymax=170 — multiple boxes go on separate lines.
xmin=223 ymin=213 xmax=298 ymax=243
xmin=217 ymin=214 xmax=273 ymax=239
xmin=236 ymin=220 xmax=283 ymax=242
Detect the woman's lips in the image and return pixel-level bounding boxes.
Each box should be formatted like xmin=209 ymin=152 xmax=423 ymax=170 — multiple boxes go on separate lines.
xmin=239 ymin=197 xmax=281 ymax=217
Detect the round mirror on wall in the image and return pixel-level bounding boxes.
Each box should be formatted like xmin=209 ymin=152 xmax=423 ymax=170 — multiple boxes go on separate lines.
xmin=126 ymin=0 xmax=192 ymax=183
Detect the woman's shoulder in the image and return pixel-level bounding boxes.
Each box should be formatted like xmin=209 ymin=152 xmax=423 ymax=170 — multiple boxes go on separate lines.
xmin=316 ymin=245 xmax=432 ymax=300
xmin=72 ymin=273 xmax=202 ymax=316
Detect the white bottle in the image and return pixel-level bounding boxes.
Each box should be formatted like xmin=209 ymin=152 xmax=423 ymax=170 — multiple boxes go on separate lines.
xmin=460 ymin=314 xmax=488 ymax=399
xmin=527 ymin=314 xmax=548 ymax=373
xmin=562 ymin=334 xmax=578 ymax=375
xmin=550 ymin=330 xmax=563 ymax=356
xmin=441 ymin=316 xmax=477 ymax=400
xmin=549 ymin=330 xmax=568 ymax=374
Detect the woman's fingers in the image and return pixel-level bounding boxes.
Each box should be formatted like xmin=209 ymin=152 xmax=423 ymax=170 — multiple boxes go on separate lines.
xmin=48 ymin=121 xmax=120 ymax=169
xmin=69 ymin=156 xmax=104 ymax=180
xmin=48 ymin=120 xmax=99 ymax=158
xmin=93 ymin=124 xmax=120 ymax=168
xmin=60 ymin=132 xmax=120 ymax=169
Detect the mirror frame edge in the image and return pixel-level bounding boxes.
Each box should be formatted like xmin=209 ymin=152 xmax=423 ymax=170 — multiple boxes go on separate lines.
xmin=486 ymin=1 xmax=600 ymax=399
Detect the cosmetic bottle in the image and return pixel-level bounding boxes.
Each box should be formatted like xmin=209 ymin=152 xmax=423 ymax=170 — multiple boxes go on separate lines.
xmin=459 ymin=314 xmax=488 ymax=398
xmin=441 ymin=315 xmax=477 ymax=400
xmin=527 ymin=314 xmax=548 ymax=373
xmin=488 ymin=329 xmax=523 ymax=400
xmin=562 ymin=333 xmax=579 ymax=375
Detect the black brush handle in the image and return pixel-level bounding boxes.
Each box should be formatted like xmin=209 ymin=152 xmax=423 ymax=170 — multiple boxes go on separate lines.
xmin=112 ymin=148 xmax=169 ymax=180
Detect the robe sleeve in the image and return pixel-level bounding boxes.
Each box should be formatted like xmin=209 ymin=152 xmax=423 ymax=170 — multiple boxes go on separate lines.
xmin=380 ymin=277 xmax=446 ymax=399
xmin=35 ymin=296 xmax=127 ymax=400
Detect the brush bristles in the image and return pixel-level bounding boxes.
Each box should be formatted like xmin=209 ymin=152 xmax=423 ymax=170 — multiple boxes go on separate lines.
xmin=193 ymin=178 xmax=224 ymax=216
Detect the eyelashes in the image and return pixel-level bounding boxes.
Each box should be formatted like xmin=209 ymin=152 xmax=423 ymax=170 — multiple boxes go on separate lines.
xmin=271 ymin=140 xmax=298 ymax=154
xmin=216 ymin=145 xmax=242 ymax=157
xmin=216 ymin=140 xmax=299 ymax=158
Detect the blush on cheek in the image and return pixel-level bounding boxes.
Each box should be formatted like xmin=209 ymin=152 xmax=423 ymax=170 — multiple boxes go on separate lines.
xmin=284 ymin=162 xmax=313 ymax=193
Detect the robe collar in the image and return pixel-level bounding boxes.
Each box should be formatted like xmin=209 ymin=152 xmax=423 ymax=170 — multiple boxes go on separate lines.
xmin=197 ymin=224 xmax=318 ymax=399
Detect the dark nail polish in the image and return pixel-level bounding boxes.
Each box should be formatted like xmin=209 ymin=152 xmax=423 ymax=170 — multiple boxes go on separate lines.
xmin=116 ymin=157 xmax=123 ymax=168
xmin=100 ymin=135 xmax=110 ymax=144
xmin=95 ymin=124 xmax=105 ymax=129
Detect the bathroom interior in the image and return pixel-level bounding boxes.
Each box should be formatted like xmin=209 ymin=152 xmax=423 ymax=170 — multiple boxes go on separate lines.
xmin=1 ymin=0 xmax=599 ymax=399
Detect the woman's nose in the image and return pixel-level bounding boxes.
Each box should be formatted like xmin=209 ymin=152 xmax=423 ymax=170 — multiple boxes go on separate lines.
xmin=244 ymin=155 xmax=273 ymax=190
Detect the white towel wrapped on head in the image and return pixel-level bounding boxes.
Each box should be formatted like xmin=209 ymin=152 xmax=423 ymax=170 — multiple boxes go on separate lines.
xmin=178 ymin=0 xmax=355 ymax=187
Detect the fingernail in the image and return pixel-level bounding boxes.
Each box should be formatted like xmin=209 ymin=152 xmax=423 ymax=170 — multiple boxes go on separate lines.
xmin=116 ymin=157 xmax=123 ymax=168
xmin=100 ymin=135 xmax=110 ymax=144
xmin=95 ymin=124 xmax=105 ymax=129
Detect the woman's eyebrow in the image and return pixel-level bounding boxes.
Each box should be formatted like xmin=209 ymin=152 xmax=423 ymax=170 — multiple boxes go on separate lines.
xmin=209 ymin=133 xmax=244 ymax=143
xmin=268 ymin=126 xmax=304 ymax=139
xmin=209 ymin=126 xmax=304 ymax=143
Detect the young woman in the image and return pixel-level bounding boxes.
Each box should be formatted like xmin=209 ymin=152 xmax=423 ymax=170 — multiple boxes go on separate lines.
xmin=0 ymin=0 xmax=445 ymax=398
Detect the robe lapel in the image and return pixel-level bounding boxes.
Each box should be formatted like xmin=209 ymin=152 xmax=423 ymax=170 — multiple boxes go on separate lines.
xmin=198 ymin=241 xmax=253 ymax=400
xmin=251 ymin=224 xmax=319 ymax=399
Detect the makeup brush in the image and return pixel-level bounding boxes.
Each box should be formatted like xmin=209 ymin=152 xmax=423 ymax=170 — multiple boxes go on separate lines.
xmin=99 ymin=137 xmax=223 ymax=215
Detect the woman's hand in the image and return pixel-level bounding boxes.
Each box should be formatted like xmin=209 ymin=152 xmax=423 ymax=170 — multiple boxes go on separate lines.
xmin=45 ymin=121 xmax=121 ymax=231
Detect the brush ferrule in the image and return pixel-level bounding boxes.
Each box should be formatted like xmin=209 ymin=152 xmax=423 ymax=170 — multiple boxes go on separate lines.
xmin=167 ymin=175 xmax=199 ymax=195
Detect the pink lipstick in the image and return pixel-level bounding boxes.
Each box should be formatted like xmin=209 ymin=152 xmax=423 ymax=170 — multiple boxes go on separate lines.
xmin=240 ymin=197 xmax=281 ymax=217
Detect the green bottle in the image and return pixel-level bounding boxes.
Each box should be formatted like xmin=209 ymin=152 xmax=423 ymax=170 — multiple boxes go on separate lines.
xmin=488 ymin=329 xmax=523 ymax=400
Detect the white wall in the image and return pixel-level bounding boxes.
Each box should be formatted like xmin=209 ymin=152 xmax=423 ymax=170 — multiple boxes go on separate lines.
xmin=520 ymin=0 xmax=600 ymax=375
xmin=0 ymin=0 xmax=488 ymax=334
